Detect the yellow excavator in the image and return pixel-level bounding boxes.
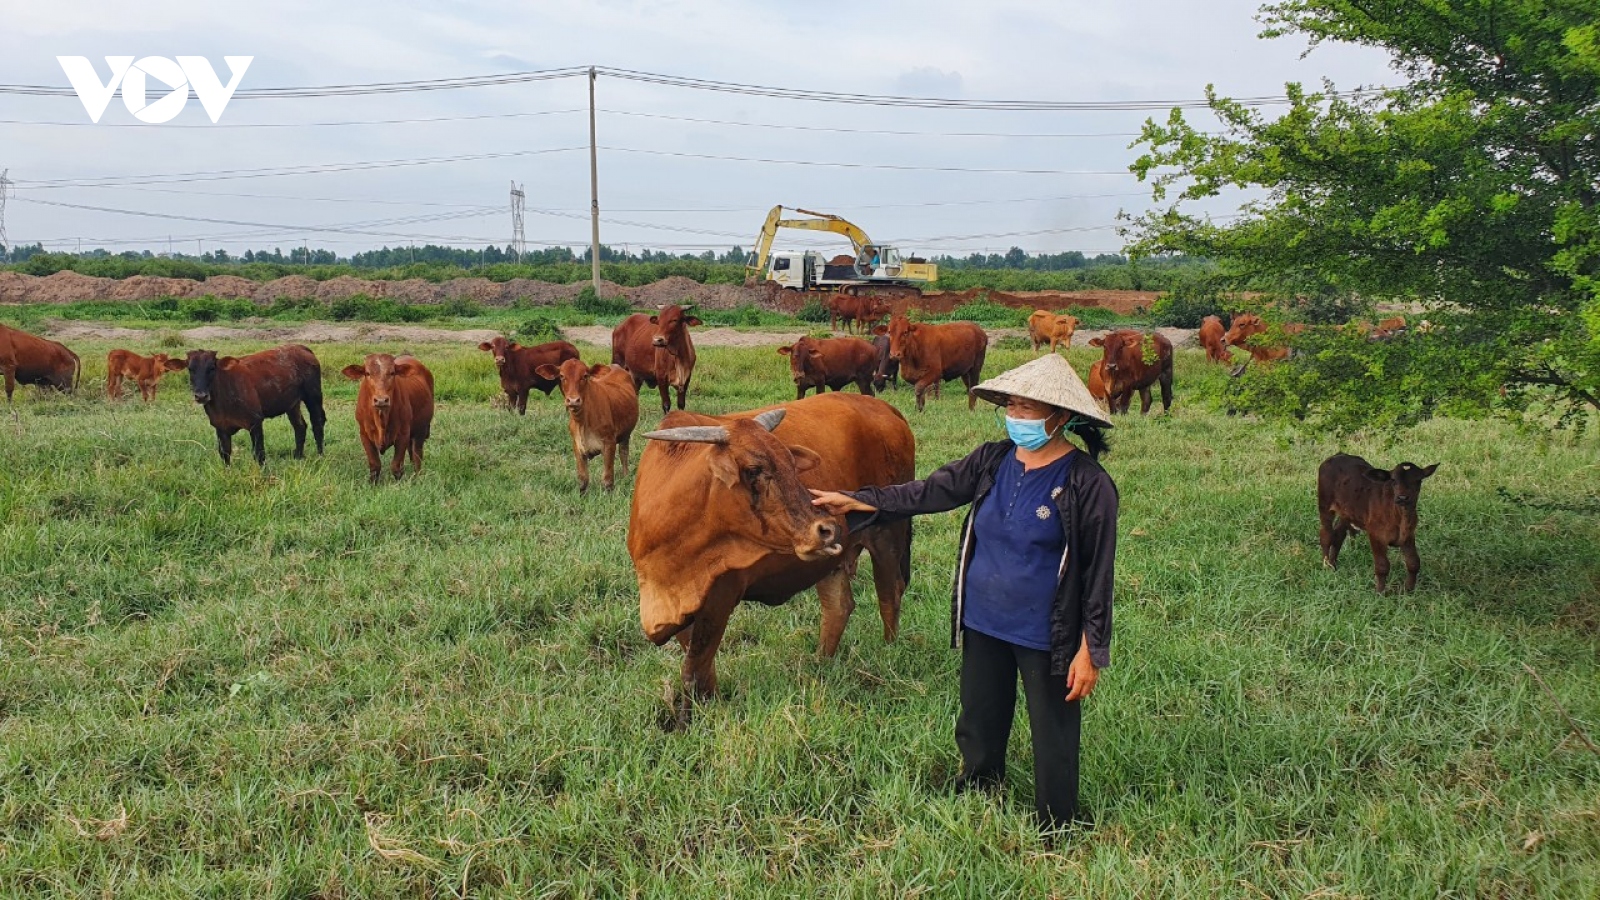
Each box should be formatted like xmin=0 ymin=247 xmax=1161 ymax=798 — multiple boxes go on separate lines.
xmin=743 ymin=206 xmax=938 ymax=298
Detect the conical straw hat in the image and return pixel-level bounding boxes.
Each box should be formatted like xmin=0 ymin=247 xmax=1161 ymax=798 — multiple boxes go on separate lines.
xmin=969 ymin=353 xmax=1112 ymax=428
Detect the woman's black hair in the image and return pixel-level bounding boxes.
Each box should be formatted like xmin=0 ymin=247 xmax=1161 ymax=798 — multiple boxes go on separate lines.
xmin=1061 ymin=415 xmax=1110 ymax=460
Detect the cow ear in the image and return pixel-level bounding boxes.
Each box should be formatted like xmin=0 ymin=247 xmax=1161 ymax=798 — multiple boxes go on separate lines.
xmin=1363 ymin=468 xmax=1392 ymax=483
xmin=478 ymin=341 xmax=494 ymax=352
xmin=777 ymin=346 xmax=793 ymax=356
xmin=1421 ymin=463 xmax=1439 ymax=478
xmin=534 ymin=364 xmax=560 ymax=381
xmin=508 ymin=342 xmax=521 ymax=351
xmin=684 ymin=317 xmax=702 ymax=327
xmin=218 ymin=358 xmax=240 ymax=371
xmin=588 ymin=363 xmax=609 ymax=378
xmin=393 ymin=360 xmax=418 ymax=378
xmin=1088 ymin=337 xmax=1104 ymax=348
xmin=649 ymin=315 xmax=660 ymax=325
xmin=341 ymin=365 xmax=366 ymax=381
xmin=872 ymin=325 xmax=888 ymax=336
xmin=162 ymin=358 xmax=188 ymax=372
xmin=788 ymin=444 xmax=822 ymax=473
xmin=708 ymin=449 xmax=739 ymax=488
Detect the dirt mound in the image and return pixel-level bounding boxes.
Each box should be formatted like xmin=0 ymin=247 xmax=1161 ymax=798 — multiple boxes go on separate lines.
xmin=201 ymin=275 xmax=259 ymax=300
xmin=628 ymin=276 xmax=711 ymax=308
xmin=0 ymin=271 xmax=35 ymax=303
xmin=917 ymin=287 xmax=1159 ymax=316
xmin=255 ymin=276 xmax=321 ymax=303
xmin=312 ymin=275 xmax=386 ymax=302
xmin=104 ymin=275 xmax=204 ymax=301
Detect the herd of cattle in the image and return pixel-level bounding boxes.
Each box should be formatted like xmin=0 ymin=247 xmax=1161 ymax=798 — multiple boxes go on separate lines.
xmin=2 ymin=303 xmax=1437 ymax=707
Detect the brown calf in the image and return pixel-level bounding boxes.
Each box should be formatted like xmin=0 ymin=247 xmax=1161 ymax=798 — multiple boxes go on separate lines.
xmin=341 ymin=354 xmax=435 ymax=483
xmin=1198 ymin=315 xmax=1230 ymax=364
xmin=1318 ymin=453 xmax=1440 ymax=593
xmin=828 ymin=295 xmax=889 ymax=334
xmin=477 ymin=336 xmax=579 ymax=414
xmin=106 ymin=350 xmax=173 ymax=401
xmin=611 ymin=304 xmax=701 ymax=413
xmin=875 ymin=314 xmax=987 ymax=411
xmin=777 ymin=335 xmax=878 ymax=399
xmin=1225 ymin=314 xmax=1307 ymax=365
xmin=1 ymin=324 xmax=80 ymax=401
xmin=535 ymin=359 xmax=640 ymax=493
xmin=1087 ymin=330 xmax=1174 ymax=415
xmin=1027 ymin=310 xmax=1078 ymax=353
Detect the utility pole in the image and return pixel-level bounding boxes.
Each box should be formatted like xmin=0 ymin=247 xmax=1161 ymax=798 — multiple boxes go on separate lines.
xmin=510 ymin=180 xmax=526 ymax=264
xmin=0 ymin=169 xmax=11 ymax=263
xmin=588 ymin=66 xmax=601 ymax=295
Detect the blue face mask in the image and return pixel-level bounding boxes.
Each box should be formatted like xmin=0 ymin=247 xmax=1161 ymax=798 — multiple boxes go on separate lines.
xmin=1004 ymin=414 xmax=1057 ymax=451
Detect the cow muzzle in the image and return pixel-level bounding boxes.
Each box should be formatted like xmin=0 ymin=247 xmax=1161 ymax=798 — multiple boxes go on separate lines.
xmin=373 ymin=397 xmax=391 ymax=410
xmin=796 ymin=520 xmax=843 ymax=560
xmin=494 ymin=357 xmax=506 ymax=366
xmin=565 ymin=396 xmax=582 ymax=411
xmin=192 ymin=392 xmax=210 ymax=404
xmin=651 ymin=336 xmax=667 ymax=348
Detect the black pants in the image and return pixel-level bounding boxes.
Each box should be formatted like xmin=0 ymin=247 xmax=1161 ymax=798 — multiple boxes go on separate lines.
xmin=955 ymin=627 xmax=1082 ymax=828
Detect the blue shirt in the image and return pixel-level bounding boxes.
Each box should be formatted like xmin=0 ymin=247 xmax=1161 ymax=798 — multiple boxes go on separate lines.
xmin=962 ymin=448 xmax=1076 ymax=651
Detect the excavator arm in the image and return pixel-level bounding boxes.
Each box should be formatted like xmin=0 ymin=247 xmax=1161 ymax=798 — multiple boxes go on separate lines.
xmin=745 ymin=206 xmax=876 ymax=283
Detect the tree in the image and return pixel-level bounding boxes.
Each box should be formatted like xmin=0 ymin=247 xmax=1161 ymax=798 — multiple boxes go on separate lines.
xmin=1126 ymin=1 xmax=1600 ymax=429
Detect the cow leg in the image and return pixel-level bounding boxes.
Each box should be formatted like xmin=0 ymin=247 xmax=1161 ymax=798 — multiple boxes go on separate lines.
xmin=215 ymin=428 xmax=234 ymax=465
xmin=1319 ymin=507 xmax=1342 ymax=568
xmin=676 ymin=604 xmax=733 ymax=702
xmin=107 ymin=373 xmax=121 ymax=401
xmin=573 ymin=442 xmax=591 ymax=494
xmin=857 ymin=375 xmax=874 ymax=397
xmin=675 ymin=377 xmax=690 ymax=411
xmin=249 ymin=424 xmax=268 ymax=466
xmin=390 ymin=429 xmax=410 ymax=481
xmin=1160 ymin=366 xmax=1174 ymax=413
xmin=1400 ymin=541 xmax=1421 ymax=593
xmin=1138 ymin=386 xmax=1154 ymax=415
xmin=914 ymin=380 xmax=929 ymax=412
xmin=408 ymin=436 xmax=425 ymax=476
xmin=361 ymin=435 xmax=382 ymax=484
xmin=601 ymin=442 xmax=620 ymax=492
xmin=964 ymin=371 xmax=981 ymax=410
xmin=658 ymin=382 xmax=672 ymax=415
xmin=4 ymin=369 xmax=14 ymax=402
xmin=864 ymin=521 xmax=911 ymax=643
xmin=1368 ymin=534 xmax=1392 ymax=593
xmin=617 ymin=432 xmax=631 ymax=477
xmin=286 ymin=405 xmax=309 ymax=459
xmin=816 ymin=560 xmax=860 ymax=657
xmin=307 ymin=394 xmax=327 ymax=455
xmin=517 ymin=390 xmax=529 ymax=416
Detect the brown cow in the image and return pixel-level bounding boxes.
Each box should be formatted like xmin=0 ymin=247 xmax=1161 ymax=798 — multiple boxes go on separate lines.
xmin=535 ymin=359 xmax=640 ymax=493
xmin=828 ymin=294 xmax=890 ymax=334
xmin=871 ymin=334 xmax=900 ymax=392
xmin=628 ymin=392 xmax=915 ymax=710
xmin=612 ymin=304 xmax=701 ymax=413
xmin=164 ymin=345 xmax=326 ymax=466
xmin=477 ymin=336 xmax=579 ymax=415
xmin=1 ymin=324 xmax=80 ymax=401
xmin=777 ymin=335 xmax=878 ymax=399
xmin=1318 ymin=453 xmax=1440 ymax=593
xmin=341 ymin=353 xmax=434 ymax=484
xmin=106 ymin=350 xmax=173 ymax=401
xmin=1224 ymin=314 xmax=1306 ymax=365
xmin=1087 ymin=330 xmax=1174 ymax=415
xmin=1198 ymin=315 xmax=1230 ymax=364
xmin=1027 ymin=310 xmax=1078 ymax=354
xmin=874 ymin=313 xmax=987 ymax=411
xmin=1087 ymin=358 xmax=1109 ymax=403
xmin=1369 ymin=315 xmax=1408 ymax=341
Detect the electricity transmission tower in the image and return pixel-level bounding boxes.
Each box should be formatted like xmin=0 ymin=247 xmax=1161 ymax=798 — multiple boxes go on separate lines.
xmin=0 ymin=169 xmax=11 ymax=262
xmin=510 ymin=181 xmax=526 ymax=263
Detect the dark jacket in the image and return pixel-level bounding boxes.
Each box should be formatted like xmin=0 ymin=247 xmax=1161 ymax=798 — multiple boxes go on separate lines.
xmin=846 ymin=440 xmax=1117 ymax=675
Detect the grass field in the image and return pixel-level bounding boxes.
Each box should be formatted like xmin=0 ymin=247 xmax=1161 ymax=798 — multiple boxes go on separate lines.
xmin=1 ymin=333 xmax=1597 ymax=898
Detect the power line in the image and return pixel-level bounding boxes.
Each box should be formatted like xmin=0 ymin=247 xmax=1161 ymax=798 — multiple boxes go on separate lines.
xmin=16 ymin=195 xmax=500 ymax=237
xmin=598 ymin=145 xmax=1133 ymax=176
xmin=599 ymin=109 xmax=1178 ymax=139
xmin=0 ymin=66 xmax=590 ymax=98
xmin=0 ymin=108 xmax=586 ymax=129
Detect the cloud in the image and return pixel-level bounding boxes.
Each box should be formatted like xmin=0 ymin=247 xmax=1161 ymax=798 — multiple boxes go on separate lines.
xmin=894 ymin=67 xmax=963 ymax=97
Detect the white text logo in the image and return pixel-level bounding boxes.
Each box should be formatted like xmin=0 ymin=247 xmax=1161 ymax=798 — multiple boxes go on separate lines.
xmin=57 ymin=56 xmax=253 ymax=123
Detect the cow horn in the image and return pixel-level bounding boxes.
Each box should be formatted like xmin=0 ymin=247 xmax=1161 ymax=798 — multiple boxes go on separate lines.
xmin=643 ymin=425 xmax=729 ymax=444
xmin=752 ymin=409 xmax=785 ymax=432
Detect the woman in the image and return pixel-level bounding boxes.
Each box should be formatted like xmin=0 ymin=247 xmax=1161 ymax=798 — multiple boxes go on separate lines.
xmin=810 ymin=353 xmax=1117 ymax=830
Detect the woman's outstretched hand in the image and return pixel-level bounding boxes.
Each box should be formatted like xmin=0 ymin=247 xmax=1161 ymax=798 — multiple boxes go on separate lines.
xmin=809 ymin=490 xmax=876 ymax=515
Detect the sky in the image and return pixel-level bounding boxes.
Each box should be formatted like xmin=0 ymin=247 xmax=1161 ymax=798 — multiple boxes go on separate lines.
xmin=0 ymin=0 xmax=1398 ymax=260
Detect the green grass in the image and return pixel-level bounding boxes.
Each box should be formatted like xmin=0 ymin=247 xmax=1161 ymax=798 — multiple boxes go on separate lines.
xmin=1 ymin=340 xmax=1597 ymax=897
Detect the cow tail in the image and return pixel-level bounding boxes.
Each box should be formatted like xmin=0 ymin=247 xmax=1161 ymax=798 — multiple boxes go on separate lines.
xmin=72 ymin=350 xmax=82 ymax=392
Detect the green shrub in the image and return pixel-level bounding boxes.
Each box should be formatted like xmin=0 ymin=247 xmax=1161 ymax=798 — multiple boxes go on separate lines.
xmin=795 ymin=300 xmax=830 ymax=323
xmin=437 ymin=297 xmax=487 ymax=318
xmin=573 ymin=285 xmax=633 ymax=317
xmin=328 ymin=295 xmax=427 ymax=323
xmin=945 ymin=300 xmax=1029 ymax=327
xmin=1062 ymin=306 xmax=1130 ymax=329
xmin=517 ymin=313 xmax=564 ymax=343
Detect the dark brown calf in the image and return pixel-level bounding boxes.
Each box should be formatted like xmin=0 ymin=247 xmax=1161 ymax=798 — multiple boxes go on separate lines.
xmin=342 ymin=354 xmax=434 ymax=483
xmin=106 ymin=349 xmax=173 ymax=401
xmin=477 ymin=336 xmax=579 ymax=414
xmin=1318 ymin=453 xmax=1440 ymax=593
xmin=777 ymin=335 xmax=878 ymax=399
xmin=871 ymin=334 xmax=900 ymax=392
xmin=535 ymin=359 xmax=640 ymax=493
xmin=1 ymin=324 xmax=80 ymax=401
xmin=166 ymin=344 xmax=326 ymax=466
